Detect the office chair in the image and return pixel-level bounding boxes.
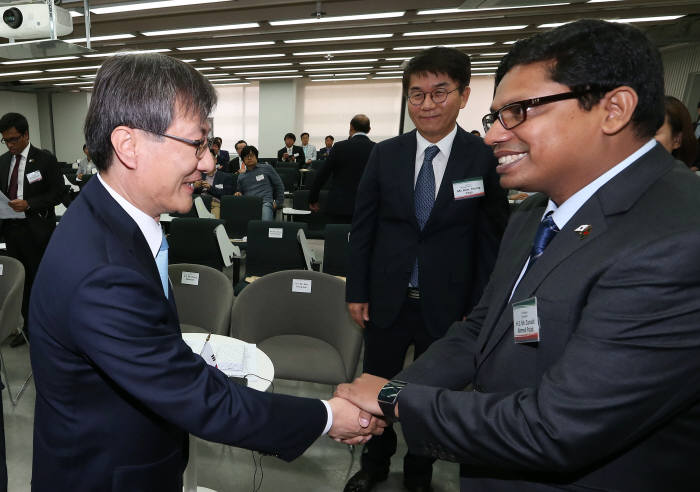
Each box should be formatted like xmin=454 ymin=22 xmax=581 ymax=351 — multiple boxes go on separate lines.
xmin=219 ymin=195 xmax=262 ymax=239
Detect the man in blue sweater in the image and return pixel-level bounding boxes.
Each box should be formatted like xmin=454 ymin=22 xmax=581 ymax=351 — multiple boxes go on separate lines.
xmin=235 ymin=145 xmax=285 ymax=220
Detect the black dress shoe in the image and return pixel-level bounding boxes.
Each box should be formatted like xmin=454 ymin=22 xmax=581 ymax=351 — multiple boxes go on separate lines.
xmin=9 ymin=332 xmax=26 ymax=348
xmin=344 ymin=469 xmax=387 ymax=492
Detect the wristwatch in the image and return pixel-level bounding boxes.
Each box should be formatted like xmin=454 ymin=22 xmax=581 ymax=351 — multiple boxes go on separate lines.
xmin=377 ymin=379 xmax=407 ymax=422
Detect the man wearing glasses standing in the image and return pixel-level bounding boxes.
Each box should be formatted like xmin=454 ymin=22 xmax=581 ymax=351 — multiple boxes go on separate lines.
xmin=345 ymin=47 xmax=509 ymax=492
xmin=337 ymin=19 xmax=700 ymax=491
xmin=0 ymin=112 xmax=63 ymax=347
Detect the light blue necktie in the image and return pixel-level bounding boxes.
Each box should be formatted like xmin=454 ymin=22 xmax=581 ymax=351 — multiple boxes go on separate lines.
xmin=155 ymin=232 xmax=169 ymax=297
xmin=410 ymin=145 xmax=440 ymax=288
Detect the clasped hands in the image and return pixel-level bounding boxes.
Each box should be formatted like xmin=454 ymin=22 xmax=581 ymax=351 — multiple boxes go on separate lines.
xmin=326 ymin=374 xmax=392 ymax=445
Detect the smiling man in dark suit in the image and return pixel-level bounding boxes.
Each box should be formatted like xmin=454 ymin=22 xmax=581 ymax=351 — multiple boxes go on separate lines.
xmin=0 ymin=112 xmax=63 ymax=347
xmin=344 ymin=47 xmax=509 ymax=492
xmin=338 ymin=19 xmax=700 ymax=492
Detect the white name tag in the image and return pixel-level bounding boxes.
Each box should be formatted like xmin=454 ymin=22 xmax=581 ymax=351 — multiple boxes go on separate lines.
xmin=215 ymin=183 xmax=223 ymax=189
xmin=453 ymin=177 xmax=485 ymax=200
xmin=181 ymin=271 xmax=200 ymax=286
xmin=256 ymin=174 xmax=265 ymax=182
xmin=91 ymin=167 xmax=98 ymax=175
xmin=0 ymin=264 xmax=3 ymax=276
xmin=293 ymin=153 xmax=299 ymax=157
xmin=26 ymin=170 xmax=42 ymax=184
xmin=268 ymin=227 xmax=283 ymax=238
xmin=292 ymin=278 xmax=312 ymax=293
xmin=512 ymin=297 xmax=540 ymax=343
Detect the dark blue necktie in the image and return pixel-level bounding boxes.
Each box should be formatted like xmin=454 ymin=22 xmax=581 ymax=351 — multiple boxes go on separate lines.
xmin=527 ymin=212 xmax=558 ymax=270
xmin=410 ymin=145 xmax=440 ymax=288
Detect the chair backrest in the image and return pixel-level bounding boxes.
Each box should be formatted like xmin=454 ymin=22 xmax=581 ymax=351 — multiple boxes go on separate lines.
xmin=168 ymin=263 xmax=233 ymax=335
xmin=274 ymin=161 xmax=299 ymax=170
xmin=194 ymin=196 xmax=214 ymax=218
xmin=168 ymin=218 xmax=227 ymax=270
xmin=258 ymin=157 xmax=278 ymax=166
xmin=322 ymin=224 xmax=352 ymax=277
xmin=244 ymin=220 xmax=308 ymax=277
xmin=274 ymin=167 xmax=299 ymax=193
xmin=291 ymin=190 xmax=330 ymax=235
xmin=231 ymin=270 xmax=362 ymax=384
xmin=220 ymin=195 xmax=262 ymax=239
xmin=301 ymin=169 xmax=317 ymax=189
xmin=0 ymin=257 xmax=25 ymax=341
xmin=309 ymin=160 xmax=324 ymax=170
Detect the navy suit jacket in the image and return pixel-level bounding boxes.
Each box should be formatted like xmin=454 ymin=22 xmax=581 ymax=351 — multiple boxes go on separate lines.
xmin=396 ymin=145 xmax=700 ymax=491
xmin=346 ymin=127 xmax=509 ymax=337
xmin=30 ymin=178 xmax=326 ymax=491
xmin=209 ymin=170 xmax=235 ymax=198
xmin=216 ymin=149 xmax=230 ymax=169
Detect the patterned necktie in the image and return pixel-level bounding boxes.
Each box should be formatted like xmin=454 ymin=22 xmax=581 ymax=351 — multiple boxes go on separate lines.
xmin=410 ymin=145 xmax=440 ymax=288
xmin=527 ymin=212 xmax=559 ymax=270
xmin=155 ymin=232 xmax=169 ymax=297
xmin=8 ymin=154 xmax=20 ymax=200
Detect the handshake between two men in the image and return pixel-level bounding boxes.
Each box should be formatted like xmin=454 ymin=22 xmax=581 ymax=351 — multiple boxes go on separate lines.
xmin=327 ymin=375 xmax=392 ymax=444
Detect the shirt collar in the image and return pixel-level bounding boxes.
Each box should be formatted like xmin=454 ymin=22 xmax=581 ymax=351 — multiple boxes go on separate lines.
xmin=415 ymin=125 xmax=457 ymax=160
xmin=97 ymin=173 xmax=164 ymax=258
xmin=351 ymin=132 xmax=367 ymax=138
xmin=547 ymin=138 xmax=657 ymax=228
xmin=19 ymin=142 xmax=30 ymax=161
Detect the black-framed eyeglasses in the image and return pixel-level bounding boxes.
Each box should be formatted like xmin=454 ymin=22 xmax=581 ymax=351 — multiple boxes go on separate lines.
xmin=140 ymin=129 xmax=209 ymax=158
xmin=407 ymin=87 xmax=459 ymax=106
xmin=482 ymin=91 xmax=588 ymax=133
xmin=1 ymin=135 xmax=24 ymax=145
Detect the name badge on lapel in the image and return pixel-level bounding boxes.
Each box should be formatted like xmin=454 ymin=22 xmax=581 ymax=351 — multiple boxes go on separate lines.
xmin=452 ymin=177 xmax=484 ymax=200
xmin=26 ymin=170 xmax=42 ymax=184
xmin=512 ymin=297 xmax=540 ymax=343
xmin=256 ymin=174 xmax=265 ymax=182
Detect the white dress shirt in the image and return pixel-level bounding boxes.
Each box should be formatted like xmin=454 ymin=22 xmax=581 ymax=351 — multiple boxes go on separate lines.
xmin=414 ymin=125 xmax=458 ymax=199
xmin=7 ymin=142 xmax=31 ymax=200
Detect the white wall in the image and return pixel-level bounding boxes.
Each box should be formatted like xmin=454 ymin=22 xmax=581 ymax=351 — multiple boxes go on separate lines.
xmin=212 ymin=84 xmax=259 ymax=154
xmin=457 ymin=75 xmax=496 ymax=135
xmin=258 ymin=80 xmax=299 ymax=158
xmin=51 ymin=91 xmax=90 ymax=162
xmin=0 ymin=90 xmax=42 ymax=149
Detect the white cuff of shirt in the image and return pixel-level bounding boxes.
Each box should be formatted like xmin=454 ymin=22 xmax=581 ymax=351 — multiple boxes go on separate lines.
xmin=321 ymin=400 xmax=333 ymax=435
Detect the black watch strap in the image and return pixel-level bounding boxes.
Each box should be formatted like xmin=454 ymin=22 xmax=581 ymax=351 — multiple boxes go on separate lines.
xmin=377 ymin=379 xmax=407 ymax=422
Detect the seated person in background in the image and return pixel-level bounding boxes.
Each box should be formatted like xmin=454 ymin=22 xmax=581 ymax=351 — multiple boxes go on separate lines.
xmin=277 ymin=132 xmax=305 ymax=165
xmin=194 ymin=150 xmax=235 ymax=200
xmin=230 ymin=139 xmax=247 ymax=173
xmin=301 ymin=132 xmax=316 ymax=164
xmin=655 ymin=95 xmax=698 ymax=171
xmin=77 ymin=143 xmax=96 ymax=180
xmin=210 ymin=137 xmax=230 ymax=171
xmin=317 ymin=135 xmax=334 ymax=160
xmin=236 ymin=145 xmax=285 ymax=221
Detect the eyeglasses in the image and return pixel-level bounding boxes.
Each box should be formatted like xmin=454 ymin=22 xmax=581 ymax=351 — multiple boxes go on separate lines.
xmin=482 ymin=91 xmax=590 ymax=133
xmin=407 ymin=87 xmax=459 ymax=106
xmin=140 ymin=129 xmax=210 ymax=158
xmin=1 ymin=135 xmax=24 ymax=145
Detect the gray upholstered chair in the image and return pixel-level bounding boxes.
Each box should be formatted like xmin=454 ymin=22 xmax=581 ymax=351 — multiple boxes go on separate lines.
xmin=0 ymin=256 xmax=32 ymax=405
xmin=169 ymin=263 xmax=234 ymax=335
xmin=230 ymin=269 xmax=362 ymax=385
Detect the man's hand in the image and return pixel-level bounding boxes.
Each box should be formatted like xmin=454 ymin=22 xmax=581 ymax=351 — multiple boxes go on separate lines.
xmin=309 ymin=202 xmax=320 ymax=213
xmin=327 ymin=397 xmax=386 ymax=445
xmin=335 ymin=373 xmax=390 ymax=417
xmin=348 ymin=302 xmax=369 ymax=328
xmin=234 ymin=192 xmax=242 ymax=196
xmin=8 ymin=199 xmax=28 ymax=212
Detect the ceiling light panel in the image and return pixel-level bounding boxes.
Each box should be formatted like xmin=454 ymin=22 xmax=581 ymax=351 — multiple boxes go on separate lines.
xmin=284 ymin=34 xmax=392 ymax=44
xmin=234 ymin=70 xmax=298 ymax=75
xmin=0 ymin=70 xmax=42 ymax=76
xmin=142 ymin=23 xmax=259 ymax=36
xmin=311 ymin=77 xmax=366 ymax=82
xmin=300 ymin=58 xmax=378 ymax=65
xmin=271 ymin=11 xmax=404 ymax=26
xmin=418 ymin=3 xmax=568 ymax=14
xmin=202 ymin=54 xmax=285 ymax=61
xmin=20 ymin=76 xmax=76 ymax=82
xmin=47 ymin=65 xmax=102 ymax=72
xmin=305 ymin=66 xmax=373 ymax=72
xmin=220 ymin=63 xmax=292 ymax=69
xmin=91 ymin=0 xmax=231 ymax=15
xmin=292 ymin=48 xmax=384 ymax=56
xmin=177 ymin=41 xmax=274 ymax=51
xmin=404 ymin=26 xmax=528 ymax=36
xmin=84 ymin=49 xmax=171 ymax=58
xmin=2 ymin=56 xmax=79 ymax=65
xmin=245 ymin=75 xmax=303 ymax=80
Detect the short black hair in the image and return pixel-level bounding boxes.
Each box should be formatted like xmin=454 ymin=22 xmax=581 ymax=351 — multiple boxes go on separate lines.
xmin=300 ymin=132 xmax=309 ymax=139
xmin=235 ymin=139 xmax=247 ymax=148
xmin=212 ymin=136 xmax=222 ymax=146
xmin=325 ymin=135 xmax=334 ymax=141
xmin=350 ymin=114 xmax=370 ymax=133
xmin=84 ymin=53 xmax=217 ymax=171
xmin=240 ymin=145 xmax=258 ymax=159
xmin=0 ymin=112 xmax=29 ymax=134
xmin=402 ymin=47 xmax=471 ymax=95
xmin=284 ymin=132 xmax=296 ymax=142
xmin=496 ymin=19 xmax=664 ymax=139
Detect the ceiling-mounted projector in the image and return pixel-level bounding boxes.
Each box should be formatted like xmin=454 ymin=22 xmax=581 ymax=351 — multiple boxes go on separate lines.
xmin=0 ymin=3 xmax=73 ymax=40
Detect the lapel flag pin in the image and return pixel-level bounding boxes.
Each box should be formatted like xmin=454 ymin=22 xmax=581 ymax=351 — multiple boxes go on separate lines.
xmin=574 ymin=224 xmax=592 ymax=239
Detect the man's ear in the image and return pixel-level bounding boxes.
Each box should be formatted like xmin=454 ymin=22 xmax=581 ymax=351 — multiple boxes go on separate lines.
xmin=110 ymin=126 xmax=138 ymax=170
xmin=601 ymin=86 xmax=638 ymax=136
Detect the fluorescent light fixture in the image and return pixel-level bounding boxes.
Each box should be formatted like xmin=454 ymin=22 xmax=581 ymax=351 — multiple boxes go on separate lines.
xmin=202 ymin=53 xmax=284 ymax=61
xmin=380 ymin=65 xmax=400 ymax=68
xmin=503 ymin=41 xmax=518 ymax=45
xmin=84 ymin=49 xmax=171 ymax=58
xmin=304 ymin=66 xmax=373 ymax=72
xmin=284 ymin=34 xmax=392 ymax=44
xmin=220 ymin=63 xmax=292 ymax=69
xmin=69 ymin=10 xmax=83 ymax=17
xmin=47 ymin=65 xmax=102 ymax=72
xmin=64 ymin=34 xmax=135 ymax=43
xmin=80 ymin=74 xmax=97 ymax=78
xmin=142 ymin=23 xmax=259 ymax=36
xmin=271 ymin=11 xmax=404 ymax=26
xmin=393 ymin=42 xmax=494 ymax=50
xmin=0 ymin=70 xmax=42 ymax=77
xmin=309 ymin=73 xmax=370 ymax=77
xmin=213 ymin=82 xmax=251 ymax=86
xmin=384 ymin=57 xmax=411 ymax=61
xmin=203 ymin=73 xmax=230 ymax=77
xmin=472 ymin=61 xmax=500 ymax=65
xmin=2 ymin=56 xmax=79 ymax=65
xmin=179 ymin=59 xmax=197 ymax=63
xmin=418 ymin=3 xmax=568 ymax=14
xmin=404 ymin=26 xmax=527 ymax=36
xmin=193 ymin=67 xmax=216 ymax=71
xmin=539 ymin=15 xmax=683 ymax=28
xmin=20 ymin=75 xmax=76 ymax=82
xmin=588 ymin=0 xmax=622 ymax=2
xmin=375 ymin=71 xmax=403 ymax=75
xmin=300 ymin=58 xmax=378 ymax=65
xmin=311 ymin=77 xmax=366 ymax=82
xmin=245 ymin=75 xmax=303 ymax=80
xmin=54 ymin=81 xmax=91 ymax=86
xmin=472 ymin=66 xmax=498 ymax=71
xmin=177 ymin=41 xmax=274 ymax=51
xmin=90 ymin=0 xmax=231 ymax=15
xmin=208 ymin=78 xmax=241 ymax=82
xmin=234 ymin=69 xmax=298 ymax=75
xmin=473 ymin=73 xmax=495 ymax=76
xmin=479 ymin=52 xmax=508 ymax=56
xmin=292 ymin=48 xmax=384 ymax=56
xmin=373 ymin=76 xmax=403 ymax=79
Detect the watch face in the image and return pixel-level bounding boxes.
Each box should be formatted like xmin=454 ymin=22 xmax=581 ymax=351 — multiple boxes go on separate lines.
xmin=379 ymin=380 xmax=407 ymax=404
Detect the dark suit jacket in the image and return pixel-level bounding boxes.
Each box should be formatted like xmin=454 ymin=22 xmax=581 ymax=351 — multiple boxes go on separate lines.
xmin=347 ymin=127 xmax=509 ymax=337
xmin=228 ymin=156 xmax=244 ymax=174
xmin=317 ymin=146 xmax=332 ymax=160
xmin=215 ymin=149 xmax=230 ymax=170
xmin=308 ymin=134 xmax=375 ymax=217
xmin=277 ymin=145 xmax=305 ymax=166
xmin=396 ymin=144 xmax=700 ymax=491
xmin=29 ymin=178 xmax=326 ymax=491
xmin=0 ymin=144 xmax=63 ymax=242
xmin=208 ymin=170 xmax=235 ymax=198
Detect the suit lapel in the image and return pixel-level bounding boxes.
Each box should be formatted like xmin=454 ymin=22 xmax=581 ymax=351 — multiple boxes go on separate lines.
xmin=0 ymin=154 xmax=9 ymax=194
